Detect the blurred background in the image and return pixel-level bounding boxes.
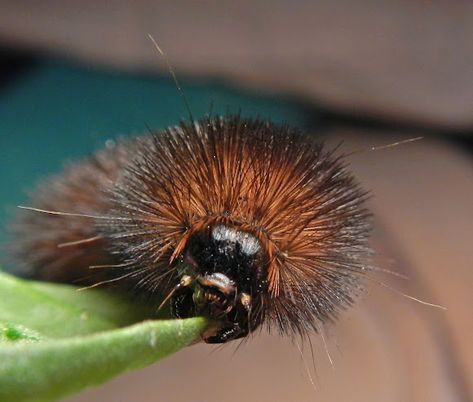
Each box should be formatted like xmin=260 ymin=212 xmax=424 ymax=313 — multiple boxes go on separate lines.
xmin=0 ymin=1 xmax=471 ymax=401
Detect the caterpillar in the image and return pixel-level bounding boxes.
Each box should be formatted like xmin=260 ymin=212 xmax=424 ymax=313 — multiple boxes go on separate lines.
xmin=11 ymin=115 xmax=371 ymax=343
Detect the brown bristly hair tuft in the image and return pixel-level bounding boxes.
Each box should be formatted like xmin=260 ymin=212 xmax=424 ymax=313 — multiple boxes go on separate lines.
xmin=11 ymin=115 xmax=371 ymax=337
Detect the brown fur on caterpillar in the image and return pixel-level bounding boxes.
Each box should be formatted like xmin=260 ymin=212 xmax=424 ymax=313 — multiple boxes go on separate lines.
xmin=11 ymin=115 xmax=371 ymax=343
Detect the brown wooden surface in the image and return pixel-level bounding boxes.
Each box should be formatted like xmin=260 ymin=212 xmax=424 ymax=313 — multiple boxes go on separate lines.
xmin=1 ymin=1 xmax=473 ymax=128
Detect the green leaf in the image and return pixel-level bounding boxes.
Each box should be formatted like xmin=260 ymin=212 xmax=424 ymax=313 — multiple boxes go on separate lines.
xmin=0 ymin=318 xmax=206 ymax=402
xmin=0 ymin=323 xmax=42 ymax=342
xmin=0 ymin=271 xmax=208 ymax=402
xmin=0 ymin=271 xmax=157 ymax=338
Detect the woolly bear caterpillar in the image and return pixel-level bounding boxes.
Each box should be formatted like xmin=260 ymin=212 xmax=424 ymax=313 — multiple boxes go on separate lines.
xmin=9 ymin=37 xmax=442 ymax=347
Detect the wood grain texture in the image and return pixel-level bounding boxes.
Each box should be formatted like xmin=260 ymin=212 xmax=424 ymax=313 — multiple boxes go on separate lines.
xmin=1 ymin=1 xmax=473 ymax=128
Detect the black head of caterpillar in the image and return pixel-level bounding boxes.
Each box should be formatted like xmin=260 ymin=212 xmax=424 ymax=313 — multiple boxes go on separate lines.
xmin=12 ymin=115 xmax=371 ymax=343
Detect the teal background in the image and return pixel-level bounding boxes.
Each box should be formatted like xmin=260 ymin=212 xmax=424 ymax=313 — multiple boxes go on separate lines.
xmin=0 ymin=60 xmax=314 ymax=252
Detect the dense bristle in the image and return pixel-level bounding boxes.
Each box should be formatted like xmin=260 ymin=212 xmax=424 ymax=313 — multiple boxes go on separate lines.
xmin=11 ymin=115 xmax=371 ymax=337
xmin=9 ymin=142 xmax=135 ymax=283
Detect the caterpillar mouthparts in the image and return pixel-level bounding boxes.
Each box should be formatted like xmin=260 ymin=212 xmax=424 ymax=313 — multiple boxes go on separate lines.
xmin=11 ymin=115 xmax=371 ymax=343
